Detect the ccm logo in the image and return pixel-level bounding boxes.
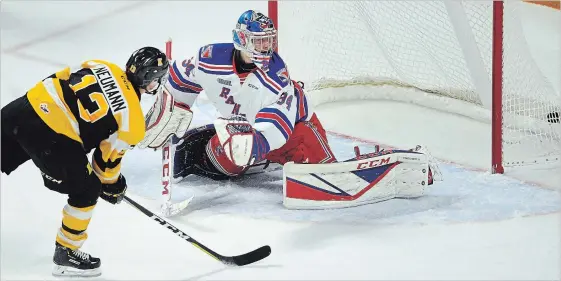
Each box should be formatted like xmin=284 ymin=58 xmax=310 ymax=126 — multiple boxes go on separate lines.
xmin=162 ymin=145 xmax=170 ymax=195
xmin=357 ymin=157 xmax=391 ymax=169
xmin=153 ymin=216 xmax=191 ymax=239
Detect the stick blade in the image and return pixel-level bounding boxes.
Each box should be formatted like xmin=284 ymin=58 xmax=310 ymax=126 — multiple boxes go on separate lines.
xmin=161 ymin=195 xmax=194 ymax=217
xmin=222 ymin=245 xmax=272 ymax=266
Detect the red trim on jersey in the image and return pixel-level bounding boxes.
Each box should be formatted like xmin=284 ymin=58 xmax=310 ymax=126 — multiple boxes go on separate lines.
xmin=198 ymin=61 xmax=233 ymax=70
xmin=169 ymin=65 xmax=203 ymax=92
xmin=254 ymin=67 xmax=282 ymax=91
xmin=255 ymin=111 xmax=293 ymax=136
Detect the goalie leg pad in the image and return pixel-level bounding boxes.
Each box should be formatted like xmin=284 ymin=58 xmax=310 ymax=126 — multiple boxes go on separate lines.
xmin=283 ymin=151 xmax=432 ymax=209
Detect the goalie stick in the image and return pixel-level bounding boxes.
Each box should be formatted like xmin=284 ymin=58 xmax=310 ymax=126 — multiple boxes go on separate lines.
xmin=123 ymin=195 xmax=272 ymax=266
xmin=160 ymin=135 xmax=193 ymax=217
xmin=160 ymin=38 xmax=192 ymax=217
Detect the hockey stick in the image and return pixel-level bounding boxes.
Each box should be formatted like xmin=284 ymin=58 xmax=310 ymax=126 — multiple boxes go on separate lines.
xmin=159 ymin=38 xmax=192 ymax=217
xmin=123 ymin=195 xmax=272 ymax=266
xmin=160 ymin=136 xmax=193 ymax=217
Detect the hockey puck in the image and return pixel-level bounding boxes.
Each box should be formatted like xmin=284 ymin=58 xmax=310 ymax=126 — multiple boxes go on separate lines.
xmin=547 ymin=111 xmax=560 ymax=123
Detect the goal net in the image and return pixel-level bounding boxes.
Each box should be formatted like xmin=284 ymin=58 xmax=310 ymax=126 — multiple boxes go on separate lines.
xmin=272 ymin=1 xmax=560 ymax=171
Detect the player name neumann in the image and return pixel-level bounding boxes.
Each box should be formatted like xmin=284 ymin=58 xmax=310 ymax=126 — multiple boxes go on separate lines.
xmin=93 ymin=65 xmax=127 ymax=113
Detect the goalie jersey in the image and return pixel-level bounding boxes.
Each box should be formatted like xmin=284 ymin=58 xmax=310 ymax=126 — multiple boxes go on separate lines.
xmin=26 ymin=60 xmax=145 ymax=183
xmin=166 ymin=43 xmax=311 ymax=152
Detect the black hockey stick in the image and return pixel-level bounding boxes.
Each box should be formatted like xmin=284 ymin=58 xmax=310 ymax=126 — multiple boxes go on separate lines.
xmin=123 ymin=195 xmax=271 ymax=266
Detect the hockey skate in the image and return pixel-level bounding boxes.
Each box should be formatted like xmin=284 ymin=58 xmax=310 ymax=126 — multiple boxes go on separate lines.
xmin=52 ymin=242 xmax=101 ymax=277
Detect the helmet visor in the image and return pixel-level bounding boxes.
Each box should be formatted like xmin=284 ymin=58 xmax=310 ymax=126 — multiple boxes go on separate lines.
xmin=251 ymin=31 xmax=277 ymax=55
xmin=144 ymin=73 xmax=168 ymax=95
xmin=235 ymin=29 xmax=277 ymax=56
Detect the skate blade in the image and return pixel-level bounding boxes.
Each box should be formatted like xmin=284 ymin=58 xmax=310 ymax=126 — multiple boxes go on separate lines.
xmin=52 ymin=265 xmax=101 ymax=278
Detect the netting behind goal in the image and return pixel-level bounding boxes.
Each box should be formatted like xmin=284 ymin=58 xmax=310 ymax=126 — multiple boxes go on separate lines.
xmin=275 ymin=1 xmax=560 ymax=168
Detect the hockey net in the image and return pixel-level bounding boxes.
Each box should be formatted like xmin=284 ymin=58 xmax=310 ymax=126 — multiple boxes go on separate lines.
xmin=271 ymin=1 xmax=560 ymax=172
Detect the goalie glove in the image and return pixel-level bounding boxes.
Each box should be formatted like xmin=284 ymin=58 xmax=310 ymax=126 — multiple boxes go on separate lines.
xmin=137 ymin=87 xmax=193 ymax=149
xmin=214 ymin=116 xmax=270 ymax=167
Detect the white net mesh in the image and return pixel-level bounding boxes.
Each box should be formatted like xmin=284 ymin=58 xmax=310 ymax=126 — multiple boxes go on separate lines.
xmin=277 ymin=1 xmax=560 ymax=167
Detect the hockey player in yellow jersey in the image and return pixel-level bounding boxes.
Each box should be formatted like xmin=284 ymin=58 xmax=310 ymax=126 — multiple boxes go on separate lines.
xmin=1 ymin=46 xmax=169 ymax=277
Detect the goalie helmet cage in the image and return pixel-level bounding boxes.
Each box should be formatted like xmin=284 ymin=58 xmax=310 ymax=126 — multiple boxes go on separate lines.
xmin=268 ymin=0 xmax=560 ymax=174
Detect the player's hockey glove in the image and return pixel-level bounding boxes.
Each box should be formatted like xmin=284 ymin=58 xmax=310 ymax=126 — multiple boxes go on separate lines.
xmin=100 ymin=174 xmax=127 ymax=204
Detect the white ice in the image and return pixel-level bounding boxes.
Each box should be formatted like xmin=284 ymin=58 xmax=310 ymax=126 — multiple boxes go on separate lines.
xmin=1 ymin=1 xmax=560 ymax=280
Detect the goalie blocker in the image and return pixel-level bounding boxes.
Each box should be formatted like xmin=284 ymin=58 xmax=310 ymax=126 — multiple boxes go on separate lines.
xmin=282 ymin=146 xmax=442 ymax=209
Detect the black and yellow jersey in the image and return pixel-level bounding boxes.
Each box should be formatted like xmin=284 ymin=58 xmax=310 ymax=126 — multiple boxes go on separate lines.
xmin=26 ymin=60 xmax=145 ymax=184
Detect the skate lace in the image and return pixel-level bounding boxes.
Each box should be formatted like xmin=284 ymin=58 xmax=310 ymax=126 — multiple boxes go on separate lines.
xmin=72 ymin=249 xmax=90 ymax=261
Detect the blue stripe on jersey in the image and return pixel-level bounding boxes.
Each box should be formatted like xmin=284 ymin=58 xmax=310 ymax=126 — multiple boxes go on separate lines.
xmin=301 ymin=91 xmax=309 ymax=121
xmin=197 ymin=66 xmax=234 ymax=75
xmin=255 ymin=108 xmax=294 ymax=141
xmin=253 ymin=70 xmax=279 ymax=95
xmin=168 ymin=77 xmax=199 ymax=94
xmin=259 ymin=107 xmax=294 ymax=131
xmin=171 ymin=63 xmax=203 ymax=89
xmin=293 ymin=86 xmax=308 ymax=122
xmin=255 ymin=118 xmax=289 ymax=140
xmin=252 ymin=131 xmax=271 ymax=161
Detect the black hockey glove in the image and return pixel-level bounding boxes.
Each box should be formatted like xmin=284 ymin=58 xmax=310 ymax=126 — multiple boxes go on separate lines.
xmin=100 ymin=174 xmax=127 ymax=204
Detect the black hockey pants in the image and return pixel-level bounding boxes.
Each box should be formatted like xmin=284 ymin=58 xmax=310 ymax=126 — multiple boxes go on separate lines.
xmin=1 ymin=95 xmax=101 ymax=207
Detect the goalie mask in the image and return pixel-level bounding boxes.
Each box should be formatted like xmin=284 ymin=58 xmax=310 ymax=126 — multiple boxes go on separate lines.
xmin=232 ymin=10 xmax=277 ymax=71
xmin=126 ymin=46 xmax=169 ymax=95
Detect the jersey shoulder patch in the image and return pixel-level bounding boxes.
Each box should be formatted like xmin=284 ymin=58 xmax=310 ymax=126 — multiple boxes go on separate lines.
xmin=250 ymin=52 xmax=292 ymax=95
xmin=197 ymin=43 xmax=235 ymax=75
xmin=265 ymin=52 xmax=291 ymax=89
xmin=197 ymin=43 xmax=234 ymax=65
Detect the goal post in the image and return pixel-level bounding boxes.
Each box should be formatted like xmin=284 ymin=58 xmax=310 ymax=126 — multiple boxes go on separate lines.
xmin=492 ymin=1 xmax=505 ymax=174
xmin=268 ymin=0 xmax=560 ymax=174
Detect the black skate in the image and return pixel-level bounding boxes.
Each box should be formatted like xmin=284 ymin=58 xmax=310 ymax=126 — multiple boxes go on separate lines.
xmin=52 ymin=242 xmax=101 ymax=277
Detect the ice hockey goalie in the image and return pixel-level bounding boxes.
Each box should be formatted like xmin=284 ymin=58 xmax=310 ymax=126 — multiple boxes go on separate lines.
xmin=138 ymin=9 xmax=443 ymax=210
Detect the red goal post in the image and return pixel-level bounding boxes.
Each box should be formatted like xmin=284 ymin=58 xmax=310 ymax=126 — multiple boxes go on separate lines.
xmin=268 ymin=0 xmax=560 ymax=174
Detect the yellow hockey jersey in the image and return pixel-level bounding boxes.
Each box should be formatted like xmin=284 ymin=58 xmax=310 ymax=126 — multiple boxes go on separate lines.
xmin=26 ymin=60 xmax=145 ymax=184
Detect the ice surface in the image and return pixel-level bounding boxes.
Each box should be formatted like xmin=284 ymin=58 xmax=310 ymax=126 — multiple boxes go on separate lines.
xmin=1 ymin=1 xmax=559 ymax=280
